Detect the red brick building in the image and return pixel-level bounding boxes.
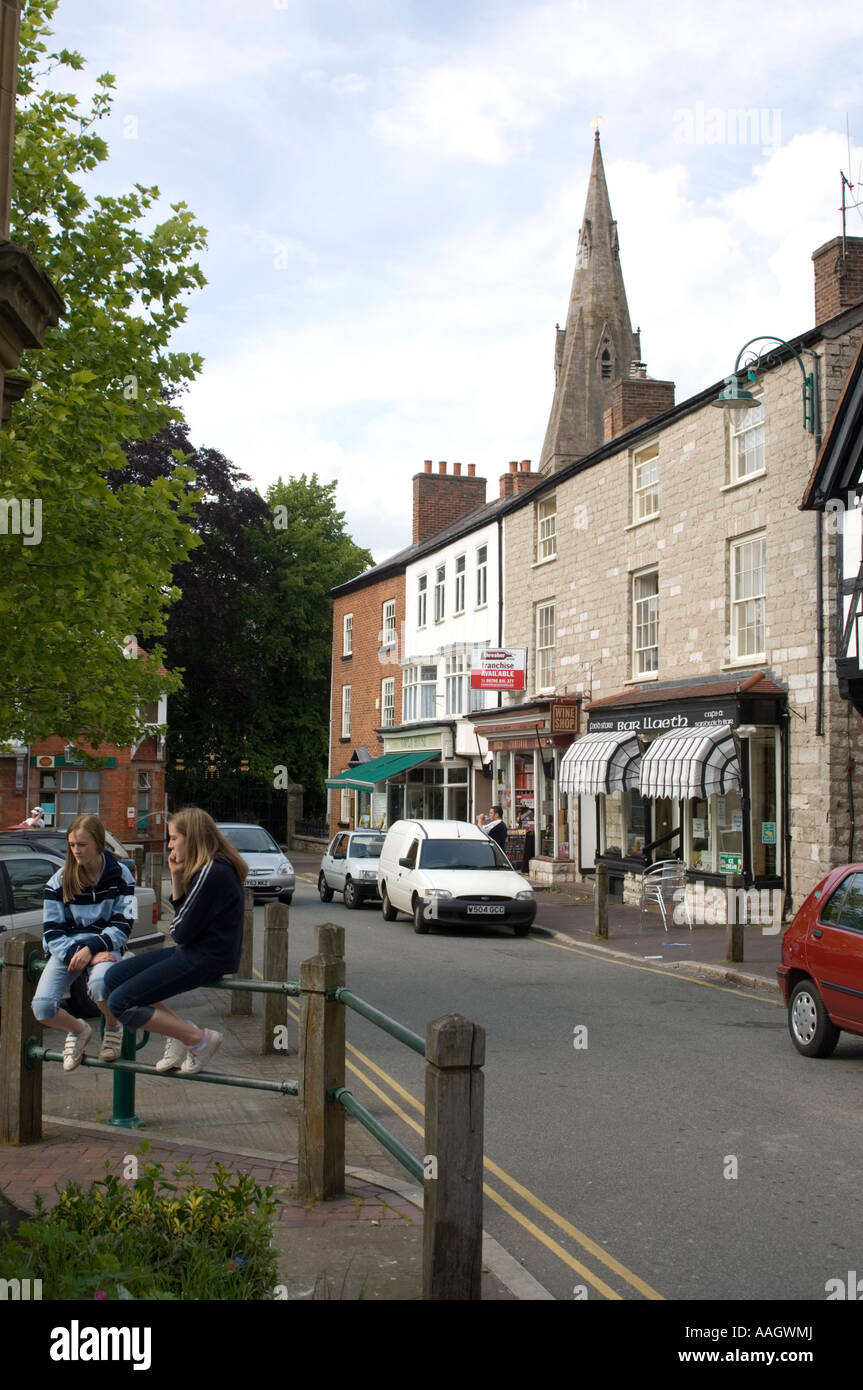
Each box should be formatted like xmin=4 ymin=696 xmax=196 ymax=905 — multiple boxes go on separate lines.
xmin=1 ymin=709 xmax=167 ymax=853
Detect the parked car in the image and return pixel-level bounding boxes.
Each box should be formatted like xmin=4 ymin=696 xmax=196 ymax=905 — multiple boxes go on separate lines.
xmin=319 ymin=830 xmax=385 ymax=909
xmin=0 ymin=827 xmax=138 ymax=881
xmin=215 ymin=823 xmax=295 ymax=903
xmin=778 ymin=863 xmax=863 ymax=1056
xmin=377 ymin=819 xmax=536 ymax=936
xmin=0 ymin=851 xmax=159 ymax=1019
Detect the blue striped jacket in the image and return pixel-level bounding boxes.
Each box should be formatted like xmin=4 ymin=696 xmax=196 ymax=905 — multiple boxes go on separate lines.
xmin=43 ymin=851 xmax=135 ymax=964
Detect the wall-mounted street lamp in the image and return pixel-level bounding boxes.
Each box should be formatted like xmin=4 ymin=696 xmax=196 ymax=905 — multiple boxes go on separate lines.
xmin=712 ymin=336 xmax=815 ymax=434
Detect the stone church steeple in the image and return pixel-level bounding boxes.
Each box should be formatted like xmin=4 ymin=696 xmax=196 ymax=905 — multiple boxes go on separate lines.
xmin=539 ymin=133 xmax=643 ymax=474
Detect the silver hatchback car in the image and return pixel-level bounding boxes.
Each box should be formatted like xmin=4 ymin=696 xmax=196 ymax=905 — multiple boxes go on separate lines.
xmin=216 ymin=823 xmax=295 ymax=904
xmin=319 ymin=830 xmax=385 ymax=909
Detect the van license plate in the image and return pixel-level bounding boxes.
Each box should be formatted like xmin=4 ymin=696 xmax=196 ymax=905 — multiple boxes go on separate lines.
xmin=467 ymin=905 xmax=505 ymax=915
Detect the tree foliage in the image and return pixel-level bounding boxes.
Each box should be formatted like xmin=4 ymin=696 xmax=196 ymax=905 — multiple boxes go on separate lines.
xmin=0 ymin=0 xmax=206 ymax=747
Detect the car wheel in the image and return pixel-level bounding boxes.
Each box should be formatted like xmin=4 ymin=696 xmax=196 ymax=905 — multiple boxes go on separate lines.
xmin=344 ymin=879 xmax=362 ymax=910
xmin=788 ymin=979 xmax=840 ymax=1058
xmin=278 ymin=891 xmax=293 ymax=905
xmin=68 ymin=974 xmax=99 ymax=1021
xmin=413 ymin=899 xmax=430 ymax=934
xmin=381 ymin=885 xmax=398 ymax=921
xmin=513 ymin=923 xmax=531 ymax=937
xmin=318 ymin=873 xmax=334 ymax=903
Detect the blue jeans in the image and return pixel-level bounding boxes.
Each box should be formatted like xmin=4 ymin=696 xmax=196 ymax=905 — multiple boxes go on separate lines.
xmin=31 ymin=951 xmax=117 ymax=1023
xmin=105 ymin=947 xmax=217 ymax=1031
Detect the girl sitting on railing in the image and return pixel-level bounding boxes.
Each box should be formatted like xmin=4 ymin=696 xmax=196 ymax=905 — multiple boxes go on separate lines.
xmin=105 ymin=808 xmax=247 ymax=1076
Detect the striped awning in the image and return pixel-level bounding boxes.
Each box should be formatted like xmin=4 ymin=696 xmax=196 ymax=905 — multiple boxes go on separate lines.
xmin=639 ymin=723 xmax=741 ymax=800
xmin=559 ymin=730 xmax=642 ymax=796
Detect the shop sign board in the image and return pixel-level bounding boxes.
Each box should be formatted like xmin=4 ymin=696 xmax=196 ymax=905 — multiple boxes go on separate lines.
xmin=471 ymin=648 xmax=526 ymax=690
xmin=719 ymin=852 xmax=743 ymax=874
xmin=550 ymin=701 xmax=580 ymax=734
xmin=761 ymin=822 xmax=776 ymax=844
xmin=588 ymin=700 xmax=739 ymax=733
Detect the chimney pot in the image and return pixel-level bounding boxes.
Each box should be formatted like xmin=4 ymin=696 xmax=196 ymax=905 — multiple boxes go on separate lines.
xmin=453 ymin=461 xmax=461 ymax=476
xmin=467 ymin=464 xmax=476 ymax=477
xmin=423 ymin=459 xmax=432 ymax=474
xmin=520 ymin=459 xmax=531 ymax=473
xmin=508 ymin=460 xmax=517 ymax=474
xmin=438 ymin=461 xmax=446 ymax=474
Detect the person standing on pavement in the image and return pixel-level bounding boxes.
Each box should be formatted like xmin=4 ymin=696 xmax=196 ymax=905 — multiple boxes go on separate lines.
xmin=105 ymin=807 xmax=247 ymax=1075
xmin=31 ymin=814 xmax=133 ymax=1071
xmin=480 ymin=804 xmax=509 ymax=851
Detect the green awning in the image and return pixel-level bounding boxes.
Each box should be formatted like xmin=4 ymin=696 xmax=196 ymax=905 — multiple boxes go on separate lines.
xmin=326 ymin=749 xmax=438 ymax=792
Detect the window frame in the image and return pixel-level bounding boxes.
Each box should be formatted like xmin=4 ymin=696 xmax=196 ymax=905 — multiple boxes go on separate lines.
xmin=417 ymin=574 xmax=427 ymax=629
xmin=445 ymin=648 xmax=468 ymax=716
xmin=536 ymin=601 xmax=556 ymax=691
xmin=341 ymin=685 xmax=351 ymax=740
xmin=536 ymin=495 xmax=557 ymax=563
xmin=632 ymin=567 xmax=659 ymax=677
xmin=476 ymin=544 xmax=488 ymax=608
xmin=632 ymin=440 xmax=660 ymax=523
xmin=342 ymin=613 xmax=353 ymax=657
xmin=730 ymin=395 xmax=765 ymax=483
xmin=454 ymin=554 xmax=466 ymax=614
xmin=434 ymin=565 xmax=445 ymax=623
xmin=381 ymin=676 xmax=395 ymax=728
xmin=730 ymin=533 xmax=767 ymax=662
xmin=382 ymin=598 xmax=396 ymax=648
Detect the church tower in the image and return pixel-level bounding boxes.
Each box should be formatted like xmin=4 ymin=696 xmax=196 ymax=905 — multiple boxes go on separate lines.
xmin=539 ymin=133 xmax=655 ymax=474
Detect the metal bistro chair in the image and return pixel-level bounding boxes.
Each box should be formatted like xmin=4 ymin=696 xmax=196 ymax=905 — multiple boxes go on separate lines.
xmin=639 ymin=859 xmax=692 ymax=932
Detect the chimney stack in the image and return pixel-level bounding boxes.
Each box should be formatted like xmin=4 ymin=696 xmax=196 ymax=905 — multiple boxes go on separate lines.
xmin=413 ymin=460 xmax=487 ymax=543
xmin=812 ymin=235 xmax=863 ymax=324
xmin=500 ymin=459 xmax=542 ymax=499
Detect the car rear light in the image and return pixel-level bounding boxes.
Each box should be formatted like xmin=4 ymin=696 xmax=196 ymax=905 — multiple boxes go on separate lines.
xmin=152 ymin=903 xmax=158 ymax=925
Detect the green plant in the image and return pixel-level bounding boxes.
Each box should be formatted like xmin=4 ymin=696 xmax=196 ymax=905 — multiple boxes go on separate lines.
xmin=0 ymin=1142 xmax=280 ymax=1300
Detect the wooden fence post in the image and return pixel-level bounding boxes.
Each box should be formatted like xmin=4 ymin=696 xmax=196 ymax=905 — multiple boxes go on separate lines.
xmin=297 ymin=925 xmax=345 ymax=1200
xmin=594 ymin=863 xmax=609 ymax=939
xmin=0 ymin=933 xmax=43 ymax=1144
xmin=423 ymin=1014 xmax=485 ymax=1301
xmin=261 ymin=901 xmax=290 ymax=1054
xmin=230 ymin=888 xmax=254 ymax=1015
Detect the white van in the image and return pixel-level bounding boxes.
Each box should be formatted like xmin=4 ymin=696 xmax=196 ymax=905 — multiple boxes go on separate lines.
xmin=377 ymin=819 xmax=536 ymax=936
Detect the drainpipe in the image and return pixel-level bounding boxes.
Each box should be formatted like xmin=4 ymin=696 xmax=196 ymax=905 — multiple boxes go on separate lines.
xmin=782 ymin=706 xmax=793 ymax=917
xmin=497 ymin=514 xmax=504 ymax=709
xmin=806 ymin=349 xmax=824 ymax=738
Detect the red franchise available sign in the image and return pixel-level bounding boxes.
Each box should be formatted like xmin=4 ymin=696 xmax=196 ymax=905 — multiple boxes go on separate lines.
xmin=470 ymin=648 xmax=527 ymax=690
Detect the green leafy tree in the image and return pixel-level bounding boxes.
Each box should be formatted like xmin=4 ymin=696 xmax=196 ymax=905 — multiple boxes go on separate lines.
xmin=0 ymin=0 xmax=207 ymax=748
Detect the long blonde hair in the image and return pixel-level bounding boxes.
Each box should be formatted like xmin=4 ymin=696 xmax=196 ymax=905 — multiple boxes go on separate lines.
xmin=169 ymin=807 xmax=248 ymax=894
xmin=62 ymin=814 xmax=107 ymax=903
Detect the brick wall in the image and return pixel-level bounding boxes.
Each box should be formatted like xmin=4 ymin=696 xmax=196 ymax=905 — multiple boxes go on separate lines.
xmin=330 ymin=572 xmax=406 ymax=830
xmin=813 ymin=236 xmax=863 ymax=324
xmin=603 ymin=378 xmax=676 ymax=441
xmin=413 ymin=461 xmax=487 ymax=543
xmin=1 ymin=733 xmax=165 ymax=850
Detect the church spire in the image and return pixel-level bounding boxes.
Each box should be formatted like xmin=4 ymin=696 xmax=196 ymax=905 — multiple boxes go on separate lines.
xmin=539 ymin=133 xmax=641 ymax=473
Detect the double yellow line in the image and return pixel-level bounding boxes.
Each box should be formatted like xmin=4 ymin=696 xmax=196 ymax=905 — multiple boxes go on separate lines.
xmin=276 ymin=976 xmax=663 ymax=1300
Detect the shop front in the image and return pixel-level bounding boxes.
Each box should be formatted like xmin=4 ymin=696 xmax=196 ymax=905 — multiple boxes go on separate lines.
xmin=469 ymin=699 xmax=581 ymax=882
xmin=563 ymin=675 xmax=786 ymax=905
xmin=326 ymin=748 xmax=439 ymax=830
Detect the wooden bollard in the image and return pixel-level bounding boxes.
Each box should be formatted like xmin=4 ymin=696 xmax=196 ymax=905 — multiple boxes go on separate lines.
xmin=594 ymin=863 xmax=609 ymax=939
xmin=297 ymin=926 xmax=345 ymax=1201
xmin=261 ymin=901 xmax=290 ymax=1054
xmin=144 ymin=851 xmax=163 ymax=920
xmin=0 ymin=933 xmax=43 ymax=1144
xmin=230 ymin=889 xmax=255 ymax=1015
xmin=725 ymin=880 xmax=745 ymax=962
xmin=423 ymin=1014 xmax=485 ymax=1301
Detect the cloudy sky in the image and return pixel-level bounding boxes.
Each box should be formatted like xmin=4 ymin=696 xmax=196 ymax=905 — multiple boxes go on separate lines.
xmin=43 ymin=0 xmax=863 ymax=559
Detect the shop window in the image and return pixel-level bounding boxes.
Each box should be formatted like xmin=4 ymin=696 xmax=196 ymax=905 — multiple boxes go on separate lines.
xmin=343 ymin=613 xmax=353 ymax=657
xmin=731 ymin=534 xmax=766 ymax=660
xmin=381 ymin=677 xmax=395 ymax=728
xmin=382 ymin=599 xmax=396 ymax=648
xmin=476 ymin=545 xmax=487 ymax=607
xmin=341 ymin=686 xmax=351 ymax=739
xmin=454 ymin=555 xmax=466 ymax=614
xmin=536 ymin=495 xmax=557 ymax=562
xmin=632 ymin=440 xmax=659 ymax=521
xmin=536 ymin=602 xmax=555 ymax=690
xmin=56 ymin=769 xmax=100 ymax=829
xmin=730 ymin=397 xmax=764 ymax=482
xmin=417 ymin=574 xmax=427 ymax=628
xmin=632 ymin=569 xmax=659 ymax=675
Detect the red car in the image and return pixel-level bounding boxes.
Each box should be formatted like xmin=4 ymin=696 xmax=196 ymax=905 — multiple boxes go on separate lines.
xmin=778 ymin=864 xmax=863 ymax=1057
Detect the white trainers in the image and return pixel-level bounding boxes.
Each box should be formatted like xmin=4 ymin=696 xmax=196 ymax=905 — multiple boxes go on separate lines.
xmin=62 ymin=1022 xmax=92 ymax=1072
xmin=98 ymin=1024 xmax=124 ymax=1062
xmin=155 ymin=1036 xmax=187 ymax=1073
xmin=180 ymin=1028 xmax=223 ymax=1075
